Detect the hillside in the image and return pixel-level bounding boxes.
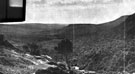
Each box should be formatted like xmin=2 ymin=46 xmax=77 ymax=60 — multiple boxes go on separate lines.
xmin=56 ymin=13 xmax=135 ymax=40
xmin=51 ymin=13 xmax=135 ymax=73
xmin=1 ymin=13 xmax=135 ymax=74
xmin=55 ymin=16 xmax=127 ymax=40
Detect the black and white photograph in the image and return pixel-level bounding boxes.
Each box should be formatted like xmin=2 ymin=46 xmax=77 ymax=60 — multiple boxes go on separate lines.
xmin=0 ymin=0 xmax=135 ymax=74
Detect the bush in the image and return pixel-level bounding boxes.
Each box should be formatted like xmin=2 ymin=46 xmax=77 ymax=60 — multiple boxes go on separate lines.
xmin=23 ymin=43 xmax=41 ymax=56
xmin=54 ymin=39 xmax=73 ymax=70
xmin=55 ymin=39 xmax=73 ymax=54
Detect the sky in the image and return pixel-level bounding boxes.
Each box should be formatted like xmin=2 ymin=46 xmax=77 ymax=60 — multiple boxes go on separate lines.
xmin=10 ymin=0 xmax=23 ymax=7
xmin=5 ymin=0 xmax=135 ymax=25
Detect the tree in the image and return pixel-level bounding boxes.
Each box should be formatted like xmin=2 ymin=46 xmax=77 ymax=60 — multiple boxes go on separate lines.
xmin=22 ymin=45 xmax=30 ymax=53
xmin=55 ymin=39 xmax=73 ymax=70
xmin=28 ymin=43 xmax=40 ymax=56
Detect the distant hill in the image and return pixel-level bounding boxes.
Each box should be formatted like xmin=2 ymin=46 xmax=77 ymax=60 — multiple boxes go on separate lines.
xmin=55 ymin=13 xmax=135 ymax=40
xmin=1 ymin=13 xmax=134 ymax=43
xmin=0 ymin=23 xmax=65 ymax=42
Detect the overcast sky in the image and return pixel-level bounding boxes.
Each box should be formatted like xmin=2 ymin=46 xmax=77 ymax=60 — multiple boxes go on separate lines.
xmin=10 ymin=0 xmax=23 ymax=7
xmin=6 ymin=0 xmax=135 ymax=24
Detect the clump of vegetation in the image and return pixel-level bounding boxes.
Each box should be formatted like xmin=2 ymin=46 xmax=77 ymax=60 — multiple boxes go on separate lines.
xmin=23 ymin=43 xmax=41 ymax=56
xmin=54 ymin=39 xmax=73 ymax=70
xmin=29 ymin=43 xmax=40 ymax=56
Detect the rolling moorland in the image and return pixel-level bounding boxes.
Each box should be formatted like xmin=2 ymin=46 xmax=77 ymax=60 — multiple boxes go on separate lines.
xmin=0 ymin=13 xmax=135 ymax=74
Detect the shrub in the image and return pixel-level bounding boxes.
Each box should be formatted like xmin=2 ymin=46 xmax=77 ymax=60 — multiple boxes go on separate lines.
xmin=26 ymin=43 xmax=41 ymax=56
xmin=54 ymin=39 xmax=73 ymax=70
